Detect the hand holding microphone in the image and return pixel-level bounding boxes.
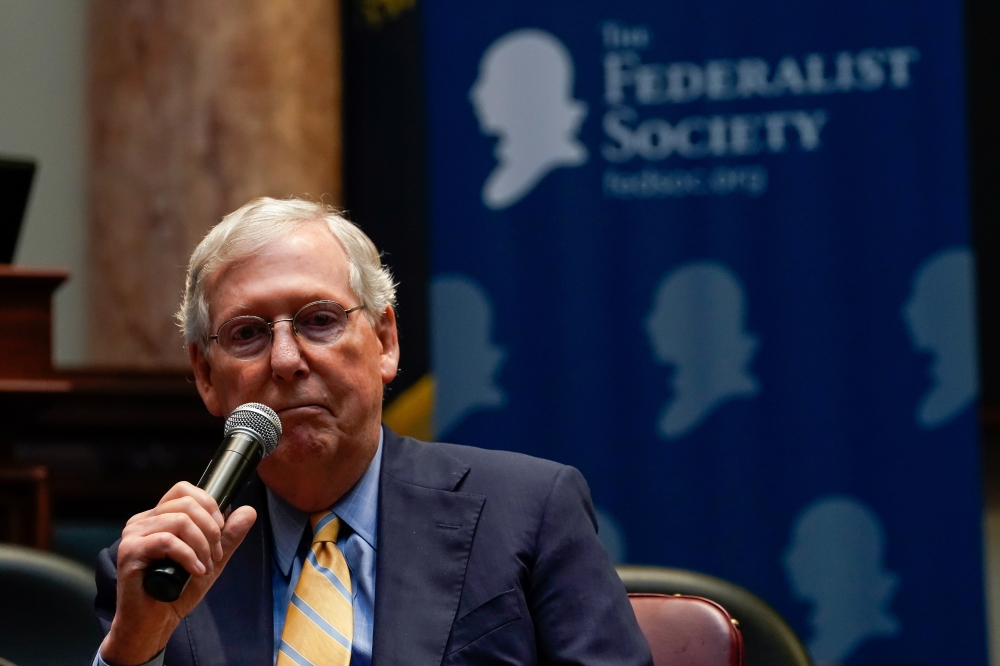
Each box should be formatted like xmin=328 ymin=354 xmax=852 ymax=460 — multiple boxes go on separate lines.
xmin=99 ymin=403 xmax=281 ymax=665
xmin=144 ymin=403 xmax=282 ymax=601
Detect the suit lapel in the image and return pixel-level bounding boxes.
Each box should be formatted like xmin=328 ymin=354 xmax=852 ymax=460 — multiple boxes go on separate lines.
xmin=373 ymin=429 xmax=485 ymax=666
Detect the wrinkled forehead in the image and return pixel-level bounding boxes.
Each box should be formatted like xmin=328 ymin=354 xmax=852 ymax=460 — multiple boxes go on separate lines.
xmin=203 ymin=222 xmax=354 ymax=315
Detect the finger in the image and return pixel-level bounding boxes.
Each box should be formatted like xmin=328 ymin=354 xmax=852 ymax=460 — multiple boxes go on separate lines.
xmin=130 ymin=513 xmax=216 ymax=574
xmin=156 ymin=482 xmax=224 ymax=528
xmin=132 ymin=531 xmax=207 ymax=576
xmin=212 ymin=538 xmax=223 ymax=563
xmin=149 ymin=496 xmax=223 ymax=548
xmin=135 ymin=499 xmax=223 ymax=569
xmin=125 ymin=508 xmax=155 ymax=527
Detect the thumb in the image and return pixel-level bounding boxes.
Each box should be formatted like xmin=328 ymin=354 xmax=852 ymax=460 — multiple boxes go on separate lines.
xmin=172 ymin=505 xmax=258 ymax=614
xmin=219 ymin=506 xmax=257 ymax=562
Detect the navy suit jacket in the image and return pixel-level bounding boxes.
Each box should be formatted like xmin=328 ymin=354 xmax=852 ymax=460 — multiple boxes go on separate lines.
xmin=95 ymin=428 xmax=652 ymax=666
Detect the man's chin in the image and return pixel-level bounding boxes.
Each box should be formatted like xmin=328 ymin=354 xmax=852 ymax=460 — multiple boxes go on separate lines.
xmin=264 ymin=426 xmax=335 ymax=466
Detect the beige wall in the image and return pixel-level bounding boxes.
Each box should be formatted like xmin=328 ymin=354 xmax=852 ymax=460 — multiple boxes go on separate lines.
xmin=87 ymin=0 xmax=343 ymax=368
xmin=1 ymin=0 xmax=88 ymax=367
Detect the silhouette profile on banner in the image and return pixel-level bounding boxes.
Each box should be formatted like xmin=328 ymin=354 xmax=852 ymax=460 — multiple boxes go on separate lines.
xmin=645 ymin=262 xmax=759 ymax=439
xmin=902 ymin=246 xmax=979 ymax=428
xmin=784 ymin=495 xmax=900 ymax=665
xmin=431 ymin=275 xmax=506 ymax=437
xmin=470 ymin=28 xmax=589 ymax=210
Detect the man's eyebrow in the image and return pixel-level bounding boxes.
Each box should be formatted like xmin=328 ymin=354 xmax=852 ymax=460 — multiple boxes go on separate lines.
xmin=218 ymin=295 xmax=346 ymax=320
xmin=216 ymin=303 xmax=260 ymax=319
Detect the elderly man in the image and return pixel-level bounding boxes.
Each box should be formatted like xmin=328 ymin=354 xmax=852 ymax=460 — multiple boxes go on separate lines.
xmin=94 ymin=198 xmax=651 ymax=666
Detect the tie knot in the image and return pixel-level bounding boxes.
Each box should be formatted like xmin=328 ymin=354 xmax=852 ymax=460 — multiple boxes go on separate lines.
xmin=310 ymin=511 xmax=341 ymax=544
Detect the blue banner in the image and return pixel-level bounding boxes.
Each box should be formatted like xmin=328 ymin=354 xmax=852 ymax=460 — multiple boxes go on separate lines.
xmin=423 ymin=2 xmax=983 ymax=663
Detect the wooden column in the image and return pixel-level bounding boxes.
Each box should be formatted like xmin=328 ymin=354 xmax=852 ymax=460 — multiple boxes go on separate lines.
xmin=87 ymin=0 xmax=342 ymax=368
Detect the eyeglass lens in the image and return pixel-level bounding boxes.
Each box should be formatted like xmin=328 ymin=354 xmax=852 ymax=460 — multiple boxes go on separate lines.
xmin=215 ymin=301 xmax=351 ymax=359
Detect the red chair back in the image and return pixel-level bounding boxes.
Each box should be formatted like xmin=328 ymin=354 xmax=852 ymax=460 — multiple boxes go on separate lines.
xmin=629 ymin=593 xmax=745 ymax=666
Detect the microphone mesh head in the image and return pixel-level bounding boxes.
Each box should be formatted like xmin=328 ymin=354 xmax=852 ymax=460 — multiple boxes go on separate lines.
xmin=223 ymin=403 xmax=282 ymax=456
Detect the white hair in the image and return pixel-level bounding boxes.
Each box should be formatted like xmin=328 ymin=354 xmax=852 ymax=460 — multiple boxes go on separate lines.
xmin=177 ymin=197 xmax=397 ymax=348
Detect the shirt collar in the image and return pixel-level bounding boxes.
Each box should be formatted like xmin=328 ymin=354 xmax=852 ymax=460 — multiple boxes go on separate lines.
xmin=267 ymin=427 xmax=383 ymax=577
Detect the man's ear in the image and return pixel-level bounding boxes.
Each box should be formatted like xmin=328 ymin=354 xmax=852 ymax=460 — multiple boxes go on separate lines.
xmin=376 ymin=306 xmax=401 ymax=385
xmin=190 ymin=343 xmax=224 ymax=417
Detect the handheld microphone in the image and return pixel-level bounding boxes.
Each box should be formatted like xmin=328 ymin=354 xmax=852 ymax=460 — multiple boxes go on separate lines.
xmin=143 ymin=402 xmax=282 ymax=602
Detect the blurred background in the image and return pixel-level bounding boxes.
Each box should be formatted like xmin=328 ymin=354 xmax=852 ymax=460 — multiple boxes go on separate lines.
xmin=0 ymin=0 xmax=998 ymax=664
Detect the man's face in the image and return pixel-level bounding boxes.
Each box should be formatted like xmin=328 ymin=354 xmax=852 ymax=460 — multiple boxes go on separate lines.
xmin=190 ymin=222 xmax=399 ymax=503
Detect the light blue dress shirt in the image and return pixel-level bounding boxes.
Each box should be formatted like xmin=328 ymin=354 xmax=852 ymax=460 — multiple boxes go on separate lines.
xmin=269 ymin=432 xmax=381 ymax=666
xmin=94 ymin=431 xmax=381 ymax=666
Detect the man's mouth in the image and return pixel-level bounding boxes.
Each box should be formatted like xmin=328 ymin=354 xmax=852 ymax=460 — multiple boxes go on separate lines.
xmin=276 ymin=404 xmax=327 ymax=416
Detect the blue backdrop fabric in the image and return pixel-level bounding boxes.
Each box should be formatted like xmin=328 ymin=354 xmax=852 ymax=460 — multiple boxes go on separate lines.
xmin=423 ymin=2 xmax=984 ymax=664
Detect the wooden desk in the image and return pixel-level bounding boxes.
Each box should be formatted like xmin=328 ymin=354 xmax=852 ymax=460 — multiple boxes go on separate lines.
xmin=0 ymin=266 xmax=222 ymax=523
xmin=0 ymin=370 xmax=221 ymax=522
xmin=0 ymin=266 xmax=67 ymax=545
xmin=0 ymin=265 xmax=70 ymax=391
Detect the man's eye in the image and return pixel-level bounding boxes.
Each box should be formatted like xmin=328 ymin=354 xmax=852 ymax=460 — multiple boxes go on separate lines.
xmin=233 ymin=325 xmax=262 ymax=340
xmin=301 ymin=312 xmax=339 ymax=328
xmin=226 ymin=322 xmax=268 ymax=344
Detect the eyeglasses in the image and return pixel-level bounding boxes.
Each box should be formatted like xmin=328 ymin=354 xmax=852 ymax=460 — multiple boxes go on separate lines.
xmin=209 ymin=300 xmax=366 ymax=360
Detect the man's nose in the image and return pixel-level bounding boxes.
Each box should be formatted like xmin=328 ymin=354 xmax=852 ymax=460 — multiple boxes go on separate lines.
xmin=270 ymin=321 xmax=308 ymax=379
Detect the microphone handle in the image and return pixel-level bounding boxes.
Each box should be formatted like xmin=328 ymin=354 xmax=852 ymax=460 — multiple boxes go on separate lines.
xmin=143 ymin=432 xmax=263 ymax=602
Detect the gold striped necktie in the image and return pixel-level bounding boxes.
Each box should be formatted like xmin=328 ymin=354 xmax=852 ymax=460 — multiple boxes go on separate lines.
xmin=278 ymin=511 xmax=354 ymax=666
